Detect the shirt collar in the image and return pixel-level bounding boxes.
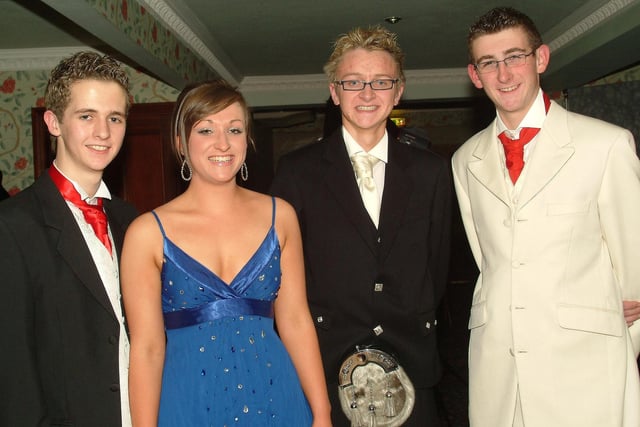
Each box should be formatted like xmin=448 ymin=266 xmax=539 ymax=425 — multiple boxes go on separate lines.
xmin=496 ymin=88 xmax=546 ymax=138
xmin=342 ymin=126 xmax=389 ymax=164
xmin=52 ymin=161 xmax=112 ymax=203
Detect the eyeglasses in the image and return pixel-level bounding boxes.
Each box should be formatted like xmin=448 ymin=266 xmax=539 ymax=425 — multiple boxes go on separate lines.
xmin=333 ymin=79 xmax=400 ymax=91
xmin=473 ymin=51 xmax=535 ymax=74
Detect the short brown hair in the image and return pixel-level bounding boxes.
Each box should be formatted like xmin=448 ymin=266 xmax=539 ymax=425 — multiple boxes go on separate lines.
xmin=44 ymin=51 xmax=131 ymax=119
xmin=172 ymin=79 xmax=252 ymax=162
xmin=467 ymin=7 xmax=543 ymax=63
xmin=323 ymin=25 xmax=405 ymax=83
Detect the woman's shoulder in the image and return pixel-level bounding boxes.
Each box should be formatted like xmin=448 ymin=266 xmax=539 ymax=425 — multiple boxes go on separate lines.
xmin=273 ymin=195 xmax=295 ymax=216
xmin=126 ymin=210 xmax=162 ymax=236
xmin=127 ymin=197 xmax=183 ymax=234
xmin=237 ymin=189 xmax=296 ymax=224
xmin=271 ymin=195 xmax=298 ymax=233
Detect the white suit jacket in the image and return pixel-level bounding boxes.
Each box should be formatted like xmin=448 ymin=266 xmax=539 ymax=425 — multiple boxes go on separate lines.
xmin=452 ymin=101 xmax=640 ymax=427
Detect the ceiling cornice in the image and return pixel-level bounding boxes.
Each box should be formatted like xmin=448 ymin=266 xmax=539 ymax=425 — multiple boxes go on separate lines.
xmin=0 ymin=47 xmax=99 ymax=71
xmin=1 ymin=1 xmax=626 ymax=74
xmin=543 ymin=0 xmax=640 ymax=89
xmin=239 ymin=68 xmax=474 ymax=107
xmin=547 ymin=0 xmax=636 ymax=52
xmin=136 ymin=0 xmax=240 ymax=85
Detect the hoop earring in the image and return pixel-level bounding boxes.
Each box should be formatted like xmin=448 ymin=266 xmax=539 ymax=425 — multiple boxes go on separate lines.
xmin=180 ymin=159 xmax=192 ymax=181
xmin=240 ymin=162 xmax=248 ymax=182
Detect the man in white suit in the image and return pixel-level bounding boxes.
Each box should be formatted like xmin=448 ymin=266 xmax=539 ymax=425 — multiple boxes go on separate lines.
xmin=452 ymin=7 xmax=640 ymax=427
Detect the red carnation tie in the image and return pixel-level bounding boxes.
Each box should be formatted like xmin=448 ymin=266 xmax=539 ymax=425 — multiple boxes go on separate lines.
xmin=49 ymin=167 xmax=112 ymax=255
xmin=498 ymin=93 xmax=551 ymax=183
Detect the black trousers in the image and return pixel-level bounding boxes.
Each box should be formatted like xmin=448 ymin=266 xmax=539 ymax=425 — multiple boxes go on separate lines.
xmin=329 ymin=385 xmax=442 ymax=426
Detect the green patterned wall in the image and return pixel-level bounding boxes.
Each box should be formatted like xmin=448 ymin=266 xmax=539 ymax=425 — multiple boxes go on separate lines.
xmin=85 ymin=0 xmax=214 ymax=83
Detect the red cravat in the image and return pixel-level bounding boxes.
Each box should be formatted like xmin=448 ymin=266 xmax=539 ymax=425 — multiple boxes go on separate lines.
xmin=498 ymin=93 xmax=551 ymax=183
xmin=498 ymin=127 xmax=540 ymax=183
xmin=48 ymin=167 xmax=112 ymax=255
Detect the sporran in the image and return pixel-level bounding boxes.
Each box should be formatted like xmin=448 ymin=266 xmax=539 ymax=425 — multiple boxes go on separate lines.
xmin=338 ymin=347 xmax=415 ymax=427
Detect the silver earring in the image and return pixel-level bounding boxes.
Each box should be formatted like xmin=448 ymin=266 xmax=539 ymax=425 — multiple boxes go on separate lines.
xmin=180 ymin=159 xmax=192 ymax=181
xmin=240 ymin=162 xmax=248 ymax=182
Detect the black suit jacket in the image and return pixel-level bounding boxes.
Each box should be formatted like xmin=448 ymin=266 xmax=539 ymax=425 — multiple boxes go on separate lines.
xmin=0 ymin=171 xmax=138 ymax=426
xmin=0 ymin=170 xmax=10 ymax=201
xmin=271 ymin=130 xmax=451 ymax=391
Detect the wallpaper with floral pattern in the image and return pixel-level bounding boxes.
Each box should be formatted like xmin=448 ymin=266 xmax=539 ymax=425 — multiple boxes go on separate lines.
xmin=89 ymin=0 xmax=215 ymax=83
xmin=0 ymin=66 xmax=178 ymax=194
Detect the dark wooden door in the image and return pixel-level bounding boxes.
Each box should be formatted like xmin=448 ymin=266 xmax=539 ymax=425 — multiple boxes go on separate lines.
xmin=32 ymin=102 xmax=185 ymax=213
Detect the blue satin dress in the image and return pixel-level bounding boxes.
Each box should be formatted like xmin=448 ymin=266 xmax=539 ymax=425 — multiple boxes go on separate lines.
xmin=151 ymin=198 xmax=312 ymax=426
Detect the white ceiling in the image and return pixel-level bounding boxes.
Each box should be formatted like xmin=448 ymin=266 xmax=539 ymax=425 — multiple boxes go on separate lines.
xmin=1 ymin=0 xmax=639 ymax=107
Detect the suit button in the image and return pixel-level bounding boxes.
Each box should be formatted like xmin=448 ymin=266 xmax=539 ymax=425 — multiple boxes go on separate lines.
xmin=110 ymin=383 xmax=120 ymax=392
xmin=503 ymin=219 xmax=512 ymax=227
xmin=374 ymin=283 xmax=384 ymax=292
xmin=108 ymin=335 xmax=117 ymax=345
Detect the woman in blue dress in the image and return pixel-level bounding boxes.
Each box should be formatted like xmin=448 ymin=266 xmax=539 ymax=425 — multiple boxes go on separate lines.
xmin=121 ymin=80 xmax=331 ymax=426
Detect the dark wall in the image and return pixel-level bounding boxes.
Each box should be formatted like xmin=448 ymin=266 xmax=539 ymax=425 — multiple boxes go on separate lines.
xmin=568 ymin=81 xmax=640 ymax=154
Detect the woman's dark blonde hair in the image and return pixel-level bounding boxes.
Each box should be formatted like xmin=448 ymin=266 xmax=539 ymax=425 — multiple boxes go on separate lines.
xmin=172 ymin=79 xmax=252 ymax=163
xmin=323 ymin=25 xmax=405 ymax=84
xmin=44 ymin=51 xmax=130 ymax=120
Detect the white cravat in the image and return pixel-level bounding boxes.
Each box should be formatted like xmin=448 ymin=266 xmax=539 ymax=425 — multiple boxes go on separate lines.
xmin=351 ymin=153 xmax=380 ymax=227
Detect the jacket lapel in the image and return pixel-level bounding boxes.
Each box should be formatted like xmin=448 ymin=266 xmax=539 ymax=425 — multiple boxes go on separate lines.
xmin=104 ymin=201 xmax=127 ymax=260
xmin=322 ymin=134 xmax=379 ymax=252
xmin=518 ymin=103 xmax=575 ymax=207
xmin=36 ymin=173 xmax=117 ymax=320
xmin=467 ymin=120 xmax=512 ymax=207
xmin=377 ymin=141 xmax=412 ymax=262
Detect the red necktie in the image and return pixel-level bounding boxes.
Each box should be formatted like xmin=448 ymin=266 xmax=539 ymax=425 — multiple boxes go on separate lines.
xmin=498 ymin=93 xmax=551 ymax=183
xmin=48 ymin=167 xmax=112 ymax=255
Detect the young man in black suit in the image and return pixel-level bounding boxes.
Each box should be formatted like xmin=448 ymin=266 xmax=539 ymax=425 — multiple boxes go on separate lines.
xmin=271 ymin=26 xmax=451 ymax=426
xmin=0 ymin=51 xmax=138 ymax=426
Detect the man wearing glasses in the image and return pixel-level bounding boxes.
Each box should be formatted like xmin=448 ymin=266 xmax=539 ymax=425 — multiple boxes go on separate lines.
xmin=452 ymin=7 xmax=640 ymax=427
xmin=271 ymin=26 xmax=451 ymax=426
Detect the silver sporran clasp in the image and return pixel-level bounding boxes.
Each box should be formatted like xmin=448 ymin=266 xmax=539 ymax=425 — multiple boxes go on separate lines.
xmin=338 ymin=346 xmax=415 ymax=427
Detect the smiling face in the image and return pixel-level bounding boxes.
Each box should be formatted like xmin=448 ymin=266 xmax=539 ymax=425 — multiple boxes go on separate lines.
xmin=44 ymin=79 xmax=127 ymax=187
xmin=329 ymin=48 xmax=404 ymax=147
xmin=186 ymin=102 xmax=247 ymax=185
xmin=467 ymin=27 xmax=549 ymax=129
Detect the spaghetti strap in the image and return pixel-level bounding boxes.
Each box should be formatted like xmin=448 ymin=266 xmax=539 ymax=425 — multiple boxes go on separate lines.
xmin=271 ymin=196 xmax=276 ymax=228
xmin=150 ymin=210 xmax=167 ymax=238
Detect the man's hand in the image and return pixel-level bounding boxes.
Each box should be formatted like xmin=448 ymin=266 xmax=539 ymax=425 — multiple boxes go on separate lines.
xmin=623 ymin=300 xmax=640 ymax=326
